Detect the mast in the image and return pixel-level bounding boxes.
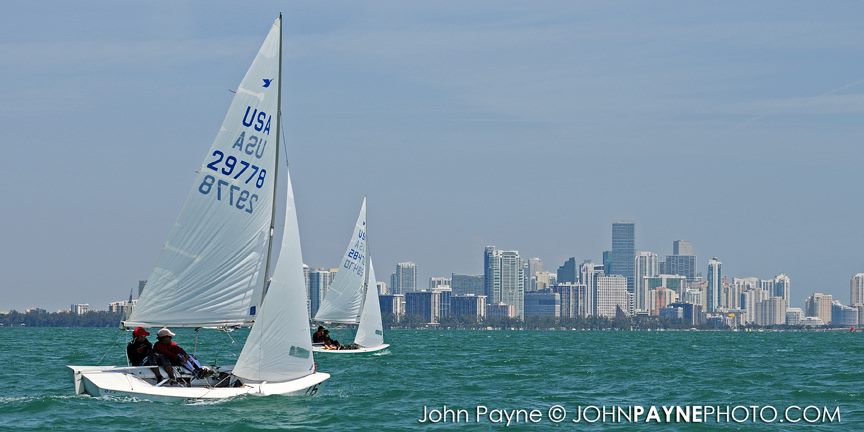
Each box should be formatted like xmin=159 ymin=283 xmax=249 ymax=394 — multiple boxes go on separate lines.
xmin=359 ymin=196 xmax=370 ymax=318
xmin=261 ymin=13 xmax=283 ymax=302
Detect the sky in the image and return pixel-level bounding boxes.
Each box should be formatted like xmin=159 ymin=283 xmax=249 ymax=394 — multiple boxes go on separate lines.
xmin=1 ymin=1 xmax=863 ymax=311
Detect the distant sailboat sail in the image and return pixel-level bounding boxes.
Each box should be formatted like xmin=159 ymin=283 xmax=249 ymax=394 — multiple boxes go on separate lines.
xmin=353 ymin=260 xmax=384 ymax=348
xmin=313 ymin=198 xmax=367 ymax=324
xmin=126 ymin=19 xmax=281 ymax=328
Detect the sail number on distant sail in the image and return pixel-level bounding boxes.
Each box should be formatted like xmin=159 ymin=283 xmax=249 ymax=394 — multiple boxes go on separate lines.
xmin=344 ymin=228 xmax=366 ymax=276
xmin=197 ymin=106 xmax=272 ymax=214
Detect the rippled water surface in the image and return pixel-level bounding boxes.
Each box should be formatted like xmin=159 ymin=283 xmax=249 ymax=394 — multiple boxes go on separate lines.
xmin=0 ymin=328 xmax=861 ymax=430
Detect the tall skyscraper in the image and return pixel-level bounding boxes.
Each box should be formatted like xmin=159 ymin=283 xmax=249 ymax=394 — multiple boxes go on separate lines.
xmin=557 ymin=257 xmax=577 ymax=283
xmin=773 ymin=274 xmax=790 ymax=307
xmin=484 ymin=246 xmax=499 ymax=300
xmin=579 ymin=261 xmax=605 ymax=316
xmin=499 ymin=251 xmax=525 ymax=320
xmin=664 ymin=240 xmax=697 ymax=282
xmin=308 ymin=268 xmax=332 ymax=317
xmin=851 ymin=273 xmax=864 ymax=306
xmin=610 ymin=222 xmax=636 ymax=293
xmin=391 ymin=262 xmax=417 ymax=294
xmin=707 ymin=257 xmax=722 ymax=312
xmin=634 ymin=251 xmax=659 ymax=312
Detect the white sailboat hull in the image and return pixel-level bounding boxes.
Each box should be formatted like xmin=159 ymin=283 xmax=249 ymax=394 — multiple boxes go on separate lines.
xmin=312 ymin=343 xmax=389 ymax=354
xmin=69 ymin=365 xmax=329 ymax=401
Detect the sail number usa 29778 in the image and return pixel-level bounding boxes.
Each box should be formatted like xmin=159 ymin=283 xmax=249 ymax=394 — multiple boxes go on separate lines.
xmin=198 ymin=149 xmax=266 ymax=214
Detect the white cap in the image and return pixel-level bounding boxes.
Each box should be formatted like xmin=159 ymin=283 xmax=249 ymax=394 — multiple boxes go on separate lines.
xmin=157 ymin=327 xmax=176 ymax=338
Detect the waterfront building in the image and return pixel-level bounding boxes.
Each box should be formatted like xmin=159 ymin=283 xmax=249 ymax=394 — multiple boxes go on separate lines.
xmin=596 ymin=275 xmax=627 ymax=318
xmin=524 ymin=290 xmax=560 ymax=318
xmin=451 ymin=274 xmax=484 ymax=296
xmin=756 ymin=297 xmax=787 ymax=326
xmin=450 ymin=294 xmax=487 ymax=321
xmin=851 ymin=273 xmax=864 ymax=306
xmin=785 ymin=307 xmax=804 ymax=326
xmin=392 ymin=262 xmax=418 ymax=294
xmin=556 ymin=257 xmax=578 ymax=283
xmin=831 ymin=301 xmax=859 ymax=327
xmin=429 ymin=276 xmax=451 ymax=290
xmin=707 ymin=258 xmax=722 ymax=312
xmin=308 ymin=268 xmax=332 ymax=317
xmin=610 ymin=222 xmax=636 ymax=293
xmin=70 ymin=304 xmax=90 ymax=315
xmin=405 ymin=291 xmax=438 ymax=324
xmin=486 ymin=302 xmax=517 ymax=320
xmin=773 ymin=274 xmax=791 ymax=307
xmin=379 ymin=294 xmax=405 ymax=321
xmin=634 ymin=251 xmax=659 ymax=313
xmin=484 ymin=246 xmax=525 ymax=319
xmin=647 ymin=287 xmax=679 ymax=316
xmin=805 ymin=292 xmax=833 ymax=325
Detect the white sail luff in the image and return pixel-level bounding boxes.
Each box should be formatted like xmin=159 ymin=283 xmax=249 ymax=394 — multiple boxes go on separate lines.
xmin=354 ymin=260 xmax=384 ymax=348
xmin=126 ymin=18 xmax=282 ymax=328
xmin=313 ymin=198 xmax=367 ymax=323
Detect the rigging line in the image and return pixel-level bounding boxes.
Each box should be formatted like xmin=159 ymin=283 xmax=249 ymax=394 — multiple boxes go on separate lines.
xmin=97 ymin=327 xmax=126 ymax=366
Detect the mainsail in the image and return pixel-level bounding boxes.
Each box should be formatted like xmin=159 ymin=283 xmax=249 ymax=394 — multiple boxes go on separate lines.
xmin=126 ymin=18 xmax=281 ymax=328
xmin=313 ymin=198 xmax=367 ymax=324
xmin=354 ymin=260 xmax=384 ymax=348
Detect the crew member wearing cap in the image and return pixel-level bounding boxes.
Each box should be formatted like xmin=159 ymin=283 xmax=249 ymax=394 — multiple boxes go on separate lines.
xmin=126 ymin=327 xmax=167 ymax=382
xmin=153 ymin=327 xmax=209 ymax=378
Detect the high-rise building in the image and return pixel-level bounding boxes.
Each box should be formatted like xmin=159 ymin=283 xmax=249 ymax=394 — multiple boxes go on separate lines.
xmin=450 ymin=294 xmax=487 ymax=321
xmin=579 ymin=261 xmax=605 ymax=316
xmin=376 ymin=281 xmax=389 ymax=295
xmin=643 ymin=274 xmax=687 ymax=298
xmin=610 ymin=222 xmax=636 ymax=294
xmin=534 ymin=271 xmax=556 ymax=291
xmin=683 ymin=289 xmax=702 ymax=306
xmin=596 ymin=275 xmax=627 ymax=318
xmin=706 ymin=258 xmax=722 ymax=312
xmin=429 ymin=276 xmax=451 ymax=290
xmin=486 ymin=302 xmax=517 ymax=320
xmin=756 ymin=297 xmax=787 ymax=326
xmin=805 ymin=292 xmax=833 ymax=324
xmin=664 ymin=240 xmax=697 ymax=282
xmin=524 ymin=290 xmax=561 ymax=318
xmin=556 ymin=257 xmax=577 ymax=283
xmin=602 ymin=251 xmax=613 ymax=275
xmin=391 ymin=262 xmax=417 ymax=294
xmin=70 ymin=304 xmax=90 ymax=315
xmin=379 ymin=294 xmax=405 ymax=321
xmin=526 ymin=257 xmax=543 ymax=291
xmin=773 ymin=274 xmax=790 ymax=307
xmin=647 ymin=287 xmax=679 ymax=316
xmin=741 ymin=288 xmax=769 ymax=324
xmin=484 ymin=246 xmax=525 ymax=319
xmin=634 ymin=251 xmax=659 ymax=312
xmin=433 ymin=286 xmax=452 ymax=320
xmin=405 ymin=291 xmax=438 ymax=324
xmin=673 ymin=240 xmax=694 ymax=256
xmin=851 ymin=273 xmax=864 ymax=306
xmin=831 ymin=301 xmax=858 ymax=326
xmin=484 ymin=246 xmax=499 ymax=300
xmin=308 ymin=268 xmax=332 ymax=317
xmin=553 ymin=282 xmax=585 ymax=319
xmin=451 ymin=274 xmax=484 ymax=296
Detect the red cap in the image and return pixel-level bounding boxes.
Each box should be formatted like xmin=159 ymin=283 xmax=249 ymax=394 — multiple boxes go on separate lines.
xmin=132 ymin=327 xmax=150 ymax=337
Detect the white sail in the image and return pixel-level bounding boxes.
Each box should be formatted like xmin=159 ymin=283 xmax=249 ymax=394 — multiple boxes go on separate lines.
xmin=233 ymin=168 xmax=315 ymax=382
xmin=354 ymin=260 xmax=384 ymax=348
xmin=313 ymin=198 xmax=367 ymax=324
xmin=126 ymin=18 xmax=281 ymax=328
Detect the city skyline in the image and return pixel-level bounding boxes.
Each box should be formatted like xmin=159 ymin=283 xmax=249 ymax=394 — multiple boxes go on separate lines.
xmin=3 ymin=2 xmax=864 ymax=311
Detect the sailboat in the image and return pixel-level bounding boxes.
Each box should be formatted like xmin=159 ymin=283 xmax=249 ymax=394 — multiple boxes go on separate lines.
xmin=68 ymin=15 xmax=330 ymax=401
xmin=312 ymin=199 xmax=389 ymax=353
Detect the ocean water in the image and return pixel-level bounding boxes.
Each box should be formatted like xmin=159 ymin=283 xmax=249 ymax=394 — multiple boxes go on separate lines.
xmin=0 ymin=327 xmax=861 ymax=431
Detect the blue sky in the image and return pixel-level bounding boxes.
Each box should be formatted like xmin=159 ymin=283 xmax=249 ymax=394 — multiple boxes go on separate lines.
xmin=1 ymin=1 xmax=863 ymax=311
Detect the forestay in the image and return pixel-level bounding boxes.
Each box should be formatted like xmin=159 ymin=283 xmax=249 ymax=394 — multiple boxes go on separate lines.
xmin=313 ymin=198 xmax=367 ymax=324
xmin=354 ymin=260 xmax=384 ymax=348
xmin=126 ymin=19 xmax=281 ymax=328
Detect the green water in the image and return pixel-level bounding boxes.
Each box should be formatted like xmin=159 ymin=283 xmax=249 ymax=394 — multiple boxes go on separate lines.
xmin=0 ymin=327 xmax=861 ymax=430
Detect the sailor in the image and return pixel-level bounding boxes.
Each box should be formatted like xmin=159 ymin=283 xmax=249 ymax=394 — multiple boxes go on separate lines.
xmin=312 ymin=326 xmax=328 ymax=344
xmin=126 ymin=327 xmax=169 ymax=382
xmin=153 ymin=327 xmax=211 ymax=379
